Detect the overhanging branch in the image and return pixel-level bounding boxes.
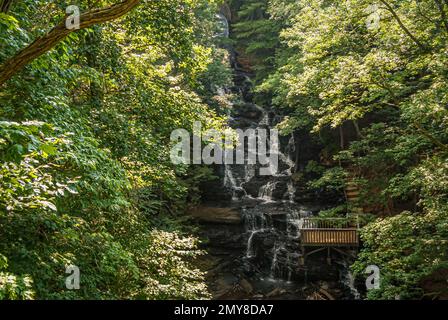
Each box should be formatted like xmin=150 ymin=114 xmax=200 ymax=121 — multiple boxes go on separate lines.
xmin=0 ymin=0 xmax=141 ymax=86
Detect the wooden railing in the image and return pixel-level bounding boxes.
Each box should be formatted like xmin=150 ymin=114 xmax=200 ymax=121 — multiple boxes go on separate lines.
xmin=299 ymin=218 xmax=359 ymax=247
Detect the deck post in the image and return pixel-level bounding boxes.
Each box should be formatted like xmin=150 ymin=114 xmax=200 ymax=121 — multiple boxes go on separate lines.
xmin=300 ymin=246 xmax=305 ymax=266
xmin=326 ymin=247 xmax=332 ymax=265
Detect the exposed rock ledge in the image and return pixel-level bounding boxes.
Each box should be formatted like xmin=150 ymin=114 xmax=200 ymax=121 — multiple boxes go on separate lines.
xmin=188 ymin=206 xmax=242 ymax=225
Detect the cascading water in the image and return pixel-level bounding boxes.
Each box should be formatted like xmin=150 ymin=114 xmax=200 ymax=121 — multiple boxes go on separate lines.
xmin=221 ymin=97 xmax=307 ymax=283
xmin=224 ymin=164 xmax=247 ymax=200
xmin=270 ymin=243 xmax=283 ymax=278
xmin=258 ymin=181 xmax=276 ymax=202
xmin=218 ymin=42 xmax=308 ymax=283
xmin=244 ymin=212 xmax=272 ymax=259
xmin=339 ymin=260 xmax=361 ymax=300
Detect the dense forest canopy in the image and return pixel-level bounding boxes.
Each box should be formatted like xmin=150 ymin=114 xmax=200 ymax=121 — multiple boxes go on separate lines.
xmin=1 ymin=0 xmax=447 ymax=300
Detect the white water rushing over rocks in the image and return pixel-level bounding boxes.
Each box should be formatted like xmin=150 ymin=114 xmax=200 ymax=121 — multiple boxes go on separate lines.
xmin=220 ymin=92 xmax=360 ymax=298
xmin=222 ymin=100 xmax=309 ymax=281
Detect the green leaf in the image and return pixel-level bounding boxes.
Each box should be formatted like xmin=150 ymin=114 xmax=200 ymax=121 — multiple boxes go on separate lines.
xmin=40 ymin=144 xmax=57 ymax=156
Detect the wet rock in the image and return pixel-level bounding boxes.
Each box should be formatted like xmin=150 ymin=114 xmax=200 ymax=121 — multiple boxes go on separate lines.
xmin=270 ymin=181 xmax=288 ymax=200
xmin=247 ymin=231 xmax=277 ymax=260
xmin=266 ymin=288 xmax=286 ymax=298
xmin=239 ymin=279 xmax=253 ymax=294
xmin=232 ymin=103 xmax=264 ymax=120
xmin=200 ymin=179 xmax=232 ymax=203
xmin=233 ymin=197 xmax=263 ymax=209
xmin=242 ymin=176 xmax=271 ymax=198
xmin=233 ymin=188 xmax=246 ymax=199
xmin=201 ymin=225 xmax=245 ymax=249
xmin=245 ymin=175 xmax=292 ymax=201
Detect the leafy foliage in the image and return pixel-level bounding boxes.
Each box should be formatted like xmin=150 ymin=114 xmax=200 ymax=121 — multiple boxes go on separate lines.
xmin=0 ymin=0 xmax=227 ymax=300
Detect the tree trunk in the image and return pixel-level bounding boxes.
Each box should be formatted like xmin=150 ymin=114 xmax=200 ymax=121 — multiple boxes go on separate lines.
xmin=339 ymin=125 xmax=345 ymax=150
xmin=352 ymin=120 xmax=363 ymax=139
xmin=0 ymin=0 xmax=13 ymax=13
xmin=0 ymin=0 xmax=141 ymax=86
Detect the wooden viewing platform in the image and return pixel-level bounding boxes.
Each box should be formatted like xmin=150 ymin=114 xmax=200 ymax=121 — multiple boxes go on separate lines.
xmin=299 ymin=218 xmax=359 ymax=247
xmin=298 ymin=217 xmax=359 ymax=265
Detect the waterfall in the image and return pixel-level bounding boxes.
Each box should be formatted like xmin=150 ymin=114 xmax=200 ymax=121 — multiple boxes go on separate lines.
xmin=286 ymin=181 xmax=296 ymax=203
xmin=208 ymin=13 xmax=354 ymax=298
xmin=258 ymin=112 xmax=269 ymax=127
xmin=215 ymin=13 xmax=229 ymax=38
xmin=342 ymin=271 xmax=361 ymax=300
xmin=245 ymin=163 xmax=256 ymax=183
xmin=286 ymin=209 xmax=301 ymax=239
xmin=243 ymin=210 xmax=272 ymax=259
xmin=221 ymin=54 xmax=305 ymax=282
xmin=258 ymin=181 xmax=276 ymax=201
xmin=224 ymin=164 xmax=246 ymax=200
xmin=340 ymin=260 xmax=361 ymax=300
xmin=246 ymin=230 xmax=261 ymax=258
xmin=224 ymin=164 xmax=236 ymax=190
xmin=270 ymin=244 xmax=283 ymax=278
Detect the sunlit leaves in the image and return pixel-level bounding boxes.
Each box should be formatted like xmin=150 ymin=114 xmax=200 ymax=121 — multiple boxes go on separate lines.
xmin=0 ymin=0 xmax=228 ymax=300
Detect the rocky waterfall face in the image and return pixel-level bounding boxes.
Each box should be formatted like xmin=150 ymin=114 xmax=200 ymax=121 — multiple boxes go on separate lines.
xmin=192 ymin=14 xmax=359 ymax=300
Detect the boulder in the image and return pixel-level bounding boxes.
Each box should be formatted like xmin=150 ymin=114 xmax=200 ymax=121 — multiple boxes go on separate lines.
xmin=232 ymin=103 xmax=264 ymax=120
xmin=200 ymin=179 xmax=233 ymax=203
xmin=239 ymin=279 xmax=253 ymax=294
xmin=266 ymin=288 xmax=286 ymax=298
xmin=270 ymin=181 xmax=288 ymax=200
xmin=242 ymin=176 xmax=271 ymax=198
xmin=189 ymin=206 xmax=242 ymax=225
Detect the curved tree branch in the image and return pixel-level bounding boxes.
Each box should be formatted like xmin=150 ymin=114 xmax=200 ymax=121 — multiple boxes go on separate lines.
xmin=434 ymin=0 xmax=448 ymax=34
xmin=0 ymin=0 xmax=141 ymax=86
xmin=413 ymin=122 xmax=448 ymax=152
